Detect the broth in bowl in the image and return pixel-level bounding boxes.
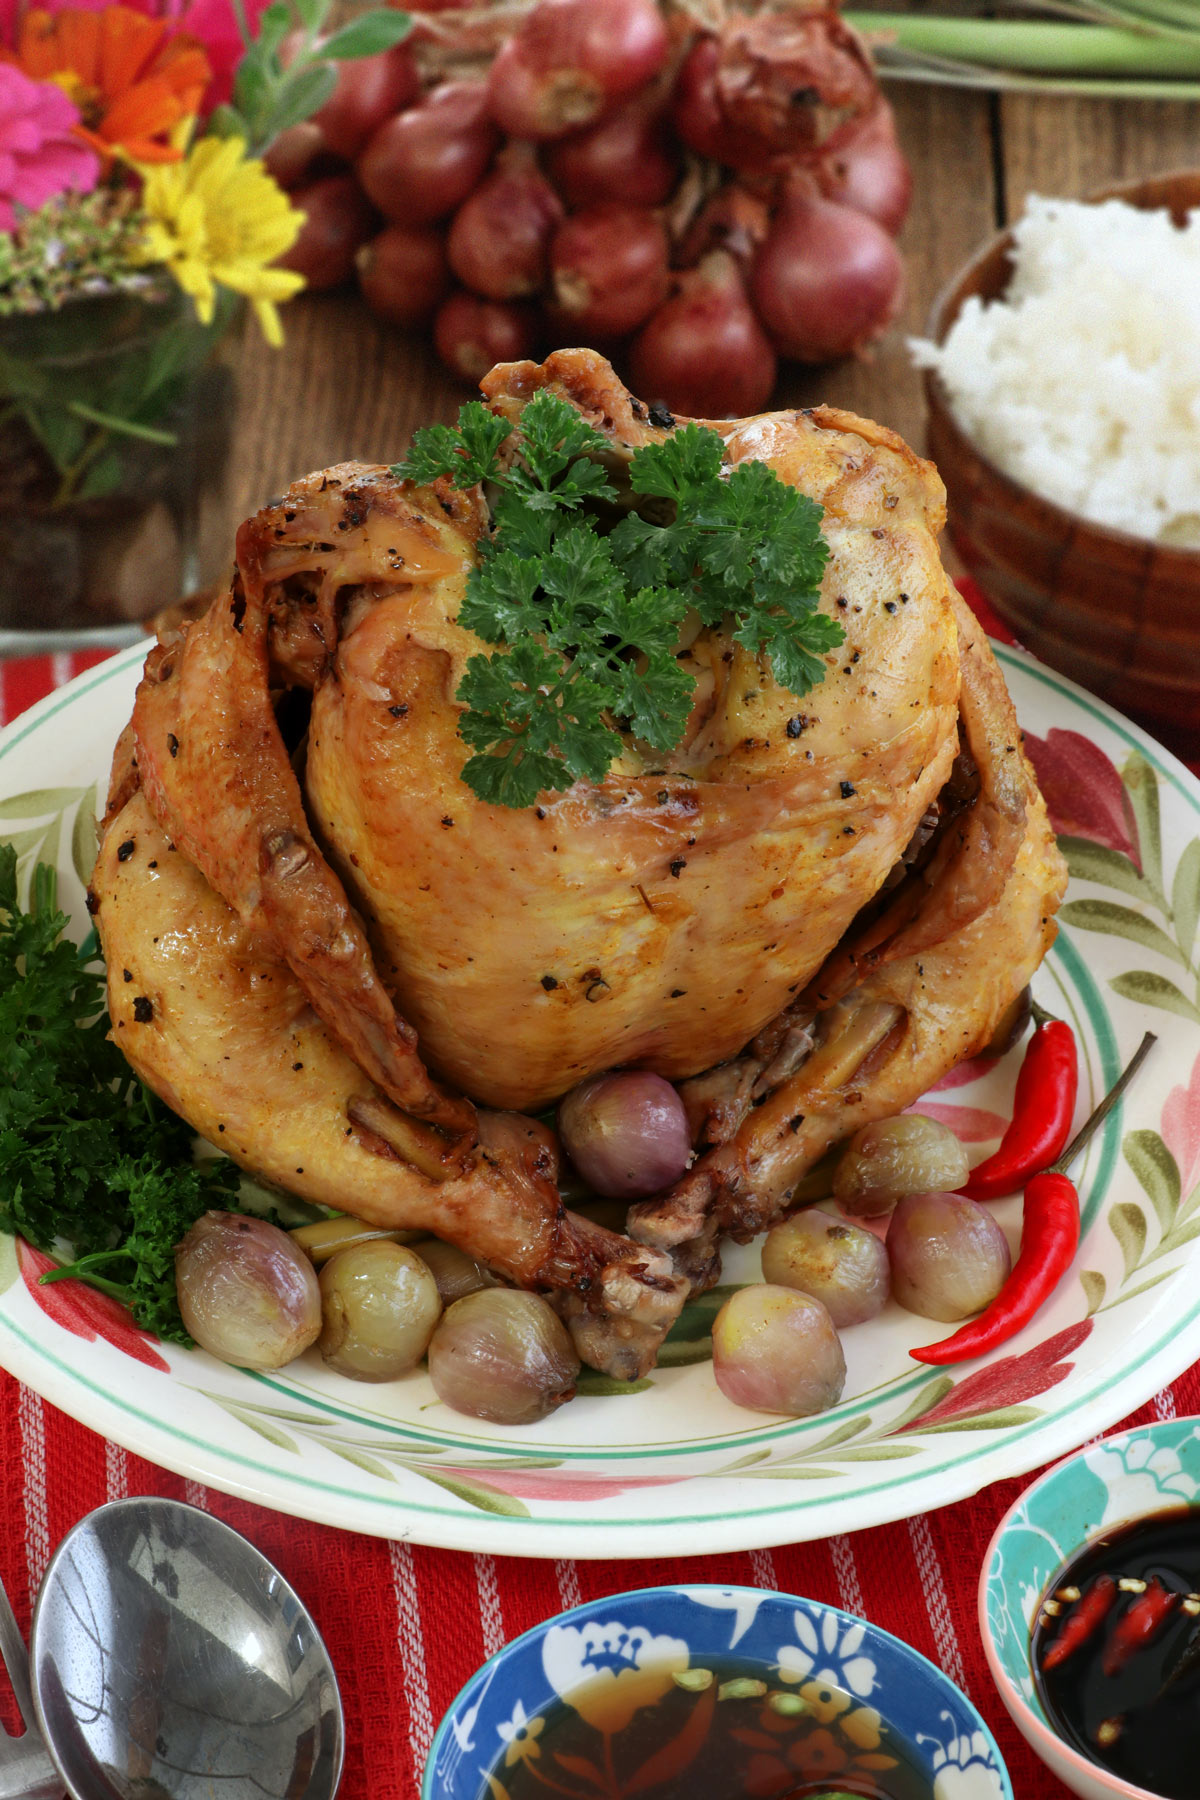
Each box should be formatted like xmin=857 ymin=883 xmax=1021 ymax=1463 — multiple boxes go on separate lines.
xmin=486 ymin=1653 xmax=934 ymax=1798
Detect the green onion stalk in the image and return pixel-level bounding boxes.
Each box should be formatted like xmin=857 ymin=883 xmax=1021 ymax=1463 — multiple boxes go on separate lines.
xmin=843 ymin=2 xmax=1200 ymax=98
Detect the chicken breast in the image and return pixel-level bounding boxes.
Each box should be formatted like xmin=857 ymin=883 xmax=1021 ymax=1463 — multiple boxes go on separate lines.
xmin=303 ymin=365 xmax=961 ymax=1110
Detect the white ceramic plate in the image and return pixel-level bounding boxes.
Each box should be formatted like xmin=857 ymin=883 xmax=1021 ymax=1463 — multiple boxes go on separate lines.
xmin=2 ymin=643 xmax=1199 ymax=1558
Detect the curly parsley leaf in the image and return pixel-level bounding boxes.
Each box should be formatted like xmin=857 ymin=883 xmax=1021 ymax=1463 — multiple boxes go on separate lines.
xmin=392 ymin=393 xmax=841 ymax=809
xmin=391 ymin=400 xmax=512 ymax=490
xmin=0 ymin=845 xmax=240 ymax=1343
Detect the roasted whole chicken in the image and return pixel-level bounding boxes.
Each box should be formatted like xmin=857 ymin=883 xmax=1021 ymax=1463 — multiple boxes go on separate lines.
xmin=92 ymin=350 xmax=1067 ymax=1379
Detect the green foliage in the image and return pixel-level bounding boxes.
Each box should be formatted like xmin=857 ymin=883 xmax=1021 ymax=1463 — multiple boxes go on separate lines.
xmin=217 ymin=0 xmax=412 ymax=155
xmin=392 ymin=394 xmax=839 ymax=808
xmin=0 ymin=286 xmax=237 ymax=504
xmin=0 ymin=847 xmax=239 ymax=1341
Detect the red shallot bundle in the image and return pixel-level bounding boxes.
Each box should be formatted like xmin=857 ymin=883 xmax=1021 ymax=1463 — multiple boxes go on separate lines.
xmin=274 ymin=0 xmax=911 ymax=417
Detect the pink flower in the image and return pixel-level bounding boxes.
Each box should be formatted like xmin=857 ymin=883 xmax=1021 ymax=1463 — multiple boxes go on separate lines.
xmin=0 ymin=62 xmax=97 ymax=228
xmin=905 ymin=1099 xmax=1010 ymax=1143
xmin=1162 ymin=1049 xmax=1200 ymax=1204
xmin=1022 ymin=727 xmax=1139 ymax=866
xmin=438 ymin=1467 xmax=688 ymax=1503
xmin=179 ymin=0 xmax=269 ymax=110
xmin=18 ymin=1240 xmax=170 ymax=1372
xmin=896 ymin=1320 xmax=1092 ymax=1429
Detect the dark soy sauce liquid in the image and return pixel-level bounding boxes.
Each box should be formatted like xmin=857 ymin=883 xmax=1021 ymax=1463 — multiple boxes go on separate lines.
xmin=483 ymin=1656 xmax=934 ymax=1800
xmin=1032 ymin=1507 xmax=1200 ymax=1798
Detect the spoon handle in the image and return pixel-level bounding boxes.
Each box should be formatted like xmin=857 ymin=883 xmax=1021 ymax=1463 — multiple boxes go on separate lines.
xmin=0 ymin=1579 xmax=62 ymax=1800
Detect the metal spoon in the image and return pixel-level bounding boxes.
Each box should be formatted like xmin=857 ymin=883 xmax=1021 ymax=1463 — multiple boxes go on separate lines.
xmin=28 ymin=1497 xmax=343 ymax=1800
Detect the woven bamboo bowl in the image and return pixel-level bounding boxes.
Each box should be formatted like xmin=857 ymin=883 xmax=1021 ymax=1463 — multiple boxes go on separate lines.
xmin=923 ymin=168 xmax=1200 ymax=761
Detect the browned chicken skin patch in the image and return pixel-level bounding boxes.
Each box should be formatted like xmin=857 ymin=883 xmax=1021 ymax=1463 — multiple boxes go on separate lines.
xmin=94 ymin=350 xmax=1066 ymax=1380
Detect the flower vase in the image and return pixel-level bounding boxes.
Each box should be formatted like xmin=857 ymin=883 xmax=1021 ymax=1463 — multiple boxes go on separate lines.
xmin=0 ymin=284 xmax=237 ymax=640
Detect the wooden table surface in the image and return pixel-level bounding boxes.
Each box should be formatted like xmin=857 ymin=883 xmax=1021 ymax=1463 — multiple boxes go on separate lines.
xmin=205 ymin=74 xmax=1200 ymax=579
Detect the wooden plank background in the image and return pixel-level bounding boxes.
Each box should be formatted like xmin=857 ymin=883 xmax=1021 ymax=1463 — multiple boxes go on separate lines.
xmin=202 ymin=68 xmax=1200 ymax=581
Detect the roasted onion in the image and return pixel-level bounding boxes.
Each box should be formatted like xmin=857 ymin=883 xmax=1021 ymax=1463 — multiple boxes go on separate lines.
xmin=427 ymin=1288 xmax=580 ymax=1424
xmin=176 ymin=1212 xmax=321 ymax=1371
xmin=712 ymin=1285 xmax=846 ymax=1417
xmin=557 ymin=1070 xmax=691 ymax=1198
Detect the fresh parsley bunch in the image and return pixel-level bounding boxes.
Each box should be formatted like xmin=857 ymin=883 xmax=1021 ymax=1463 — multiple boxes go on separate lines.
xmin=0 ymin=847 xmax=239 ymax=1341
xmin=392 ymin=393 xmax=843 ymax=810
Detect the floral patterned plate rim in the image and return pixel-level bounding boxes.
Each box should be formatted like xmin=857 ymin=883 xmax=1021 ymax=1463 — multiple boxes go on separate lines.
xmin=1 ymin=642 xmax=1200 ymax=1557
xmin=423 ymin=1581 xmax=1013 ymax=1799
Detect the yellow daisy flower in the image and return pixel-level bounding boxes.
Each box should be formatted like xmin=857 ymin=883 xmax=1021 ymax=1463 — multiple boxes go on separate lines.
xmin=135 ymin=133 xmax=305 ymax=345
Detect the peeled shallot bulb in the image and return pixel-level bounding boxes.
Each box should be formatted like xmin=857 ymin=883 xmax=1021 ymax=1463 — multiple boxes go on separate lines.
xmin=176 ymin=1212 xmax=321 ymax=1371
xmin=558 ymin=1070 xmax=690 ymax=1198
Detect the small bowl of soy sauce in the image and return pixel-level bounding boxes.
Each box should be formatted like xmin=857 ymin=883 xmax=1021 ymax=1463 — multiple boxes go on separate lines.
xmin=981 ymin=1416 xmax=1200 ymax=1800
xmin=424 ymin=1581 xmax=1012 ymax=1800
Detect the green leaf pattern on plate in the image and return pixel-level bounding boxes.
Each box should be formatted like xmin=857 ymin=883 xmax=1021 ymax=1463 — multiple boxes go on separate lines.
xmin=1061 ymin=749 xmax=1200 ymax=1026
xmin=201 ymin=1390 xmax=564 ymax=1517
xmin=0 ymin=782 xmax=102 ymax=899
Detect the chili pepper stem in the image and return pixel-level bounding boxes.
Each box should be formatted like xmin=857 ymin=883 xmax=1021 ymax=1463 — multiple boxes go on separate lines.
xmin=1029 ymin=998 xmax=1062 ymax=1029
xmin=1051 ymin=1031 xmax=1157 ymax=1174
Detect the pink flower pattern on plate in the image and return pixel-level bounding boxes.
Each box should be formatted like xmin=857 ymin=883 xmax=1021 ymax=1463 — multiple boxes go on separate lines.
xmin=0 ymin=62 xmax=98 ymax=229
xmin=439 ymin=1468 xmax=687 ymax=1503
xmin=1022 ymin=727 xmax=1140 ymax=866
xmin=1161 ymin=1048 xmax=1200 ymax=1204
xmin=18 ymin=1239 xmax=169 ymax=1371
xmin=906 ymin=1099 xmax=1009 ymax=1143
xmin=898 ymin=1321 xmax=1093 ymax=1430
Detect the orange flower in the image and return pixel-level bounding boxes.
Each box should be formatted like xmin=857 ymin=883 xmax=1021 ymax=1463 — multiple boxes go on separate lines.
xmin=6 ymin=6 xmax=210 ymax=161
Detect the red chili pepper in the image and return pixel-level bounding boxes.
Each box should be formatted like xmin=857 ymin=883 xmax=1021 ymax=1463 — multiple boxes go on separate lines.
xmin=1103 ymin=1578 xmax=1178 ymax=1677
xmin=1041 ymin=1574 xmax=1118 ymax=1671
xmin=962 ymin=1003 xmax=1079 ymax=1201
xmin=911 ymin=1032 xmax=1156 ymax=1366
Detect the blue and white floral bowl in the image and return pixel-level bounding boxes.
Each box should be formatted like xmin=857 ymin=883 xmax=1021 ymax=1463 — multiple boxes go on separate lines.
xmin=981 ymin=1416 xmax=1200 ymax=1800
xmin=423 ymin=1582 xmax=1012 ymax=1799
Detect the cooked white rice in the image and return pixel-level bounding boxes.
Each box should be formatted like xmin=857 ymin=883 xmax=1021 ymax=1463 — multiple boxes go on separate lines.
xmin=910 ymin=194 xmax=1200 ymax=548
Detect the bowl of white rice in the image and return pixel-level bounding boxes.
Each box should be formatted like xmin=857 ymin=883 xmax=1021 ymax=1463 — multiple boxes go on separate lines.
xmin=917 ymin=168 xmax=1200 ymax=759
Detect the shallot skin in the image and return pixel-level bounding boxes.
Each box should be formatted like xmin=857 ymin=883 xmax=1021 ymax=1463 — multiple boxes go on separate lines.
xmin=750 ymin=180 xmax=904 ymax=363
xmin=816 ymin=96 xmax=913 ymax=236
xmin=887 ymin=1191 xmax=1012 ymax=1322
xmin=629 ymin=249 xmax=776 ymax=419
xmin=176 ymin=1212 xmax=322 ymax=1371
xmin=487 ymin=0 xmax=670 ymax=142
xmin=434 ymin=292 xmax=540 ymax=384
xmin=712 ymin=1285 xmax=846 ymax=1416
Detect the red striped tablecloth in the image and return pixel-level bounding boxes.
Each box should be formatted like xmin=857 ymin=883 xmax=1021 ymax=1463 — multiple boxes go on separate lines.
xmin=1 ymin=618 xmax=1195 ymax=1800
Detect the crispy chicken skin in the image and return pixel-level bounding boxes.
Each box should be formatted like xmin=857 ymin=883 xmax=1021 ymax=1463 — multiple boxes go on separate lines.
xmin=93 ymin=349 xmax=1067 ymax=1377
xmin=95 ymin=791 xmax=684 ymax=1379
xmin=305 ymin=377 xmax=961 ymax=1112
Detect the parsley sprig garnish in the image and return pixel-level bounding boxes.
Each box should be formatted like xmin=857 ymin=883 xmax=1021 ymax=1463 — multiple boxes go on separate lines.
xmin=0 ymin=846 xmax=240 ymax=1341
xmin=391 ymin=393 xmax=842 ymax=810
